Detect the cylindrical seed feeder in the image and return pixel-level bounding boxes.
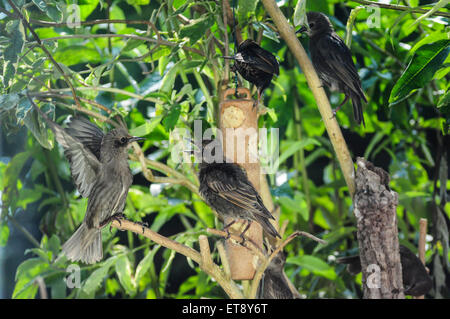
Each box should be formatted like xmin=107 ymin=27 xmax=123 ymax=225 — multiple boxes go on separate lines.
xmin=219 ymin=87 xmax=263 ymax=280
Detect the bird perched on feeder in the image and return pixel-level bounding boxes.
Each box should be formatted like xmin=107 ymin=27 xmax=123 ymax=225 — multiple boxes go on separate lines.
xmin=223 ymin=39 xmax=279 ymax=107
xmin=337 ymin=245 xmax=432 ymax=296
xmin=196 ymin=139 xmax=281 ymax=240
xmin=297 ymin=11 xmax=367 ymax=126
xmin=30 ymin=96 xmax=144 ymax=264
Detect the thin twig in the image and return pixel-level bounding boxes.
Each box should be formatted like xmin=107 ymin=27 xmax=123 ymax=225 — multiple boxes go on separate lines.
xmin=6 ymin=0 xmax=81 ymax=108
xmin=53 ymin=86 xmax=165 ymax=105
xmin=222 ymin=0 xmax=230 ymax=83
xmin=216 ymin=241 xmax=231 ymax=279
xmin=249 ymin=231 xmax=300 ymax=299
xmin=35 ymin=277 xmax=48 ymax=299
xmin=7 ymin=215 xmax=40 ymax=248
xmin=206 ymin=228 xmax=266 ymax=260
xmin=32 ymin=92 xmax=112 ymax=114
xmin=39 ymin=33 xmax=204 ymax=57
xmin=351 ymin=0 xmax=450 ymax=18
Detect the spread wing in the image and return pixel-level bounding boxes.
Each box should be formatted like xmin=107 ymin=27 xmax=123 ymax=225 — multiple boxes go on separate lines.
xmin=51 ymin=122 xmax=101 ymax=197
xmin=315 ymin=34 xmax=365 ymax=99
xmin=29 ymin=96 xmax=102 ymax=198
xmin=66 ymin=116 xmax=104 ymax=159
xmin=239 ymin=40 xmax=279 ymax=75
xmin=204 ymin=166 xmax=274 ymax=220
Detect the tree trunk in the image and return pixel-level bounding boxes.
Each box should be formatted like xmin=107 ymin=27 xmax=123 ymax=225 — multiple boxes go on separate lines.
xmin=353 ymin=157 xmax=405 ymax=299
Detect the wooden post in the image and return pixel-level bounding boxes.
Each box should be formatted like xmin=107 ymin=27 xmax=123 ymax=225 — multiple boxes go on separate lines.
xmin=219 ymin=87 xmax=263 ymax=280
xmin=415 ymin=218 xmax=428 ymax=299
xmin=354 ymin=157 xmax=405 ymax=299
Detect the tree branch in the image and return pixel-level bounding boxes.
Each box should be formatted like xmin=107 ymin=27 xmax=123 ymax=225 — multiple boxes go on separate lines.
xmin=110 ymin=218 xmax=244 ymax=298
xmin=351 ymin=0 xmax=450 ymax=18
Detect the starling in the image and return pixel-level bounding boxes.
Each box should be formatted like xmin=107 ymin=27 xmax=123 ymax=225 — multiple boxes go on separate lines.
xmin=337 ymin=245 xmax=432 ymax=296
xmin=31 ymin=100 xmax=143 ymax=264
xmin=259 ymin=251 xmax=300 ymax=299
xmin=297 ymin=11 xmax=367 ymax=126
xmin=197 ymin=139 xmax=281 ymax=240
xmin=223 ymin=39 xmax=279 ymax=107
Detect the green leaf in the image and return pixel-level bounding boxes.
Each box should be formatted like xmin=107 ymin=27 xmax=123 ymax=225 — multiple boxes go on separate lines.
xmin=53 ymin=46 xmax=101 ymax=66
xmin=126 ymin=0 xmax=150 ymax=4
xmin=293 ymin=0 xmax=307 ymax=27
xmin=115 ymin=255 xmax=136 ymax=296
xmin=82 ymin=258 xmax=116 ymax=295
xmin=1 ymin=151 xmax=33 ymax=217
xmin=135 ymin=245 xmax=161 ymax=284
xmin=160 ymin=62 xmax=181 ymax=93
xmin=32 ymin=0 xmax=47 ymax=11
xmin=389 ymin=39 xmax=450 ymax=105
xmin=0 ymin=223 xmax=10 ymax=246
xmin=438 ymin=89 xmax=450 ymax=108
xmin=179 ymin=15 xmax=214 ymax=45
xmin=24 ymin=103 xmax=55 ymax=149
xmin=129 ymin=116 xmax=162 ymax=136
xmin=2 ymin=20 xmax=25 ymax=87
xmin=78 ymin=0 xmax=99 ymax=20
xmin=13 ymin=258 xmax=49 ymax=299
xmin=0 ymin=92 xmax=20 ymax=115
xmin=15 ymin=96 xmax=32 ymax=124
xmin=46 ymin=4 xmax=63 ymax=23
xmin=238 ymin=0 xmax=259 ymax=25
xmin=276 ymin=138 xmax=321 ymax=168
xmin=162 ymin=104 xmax=181 ymax=131
xmin=287 ymin=255 xmax=337 ymax=280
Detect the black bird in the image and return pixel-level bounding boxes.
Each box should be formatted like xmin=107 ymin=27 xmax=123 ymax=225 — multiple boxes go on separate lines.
xmin=197 ymin=139 xmax=281 ymax=240
xmin=223 ymin=39 xmax=279 ymax=107
xmin=259 ymin=251 xmax=300 ymax=299
xmin=30 ymin=99 xmax=143 ymax=264
xmin=297 ymin=11 xmax=367 ymax=126
xmin=337 ymin=245 xmax=433 ymax=296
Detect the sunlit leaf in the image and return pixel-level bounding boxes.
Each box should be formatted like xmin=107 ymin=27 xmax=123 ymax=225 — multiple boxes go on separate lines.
xmin=389 ymin=40 xmax=450 ymax=105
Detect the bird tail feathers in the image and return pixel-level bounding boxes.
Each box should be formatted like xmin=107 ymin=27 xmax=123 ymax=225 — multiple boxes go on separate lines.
xmin=351 ymin=96 xmax=365 ymax=127
xmin=257 ymin=217 xmax=281 ymax=239
xmin=62 ymin=223 xmax=102 ymax=264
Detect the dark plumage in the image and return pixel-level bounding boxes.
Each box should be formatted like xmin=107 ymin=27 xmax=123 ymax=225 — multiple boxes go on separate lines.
xmin=259 ymin=252 xmax=300 ymax=299
xmin=31 ymin=101 xmax=143 ymax=263
xmin=297 ymin=11 xmax=367 ymax=126
xmin=223 ymin=39 xmax=279 ymax=106
xmin=197 ymin=140 xmax=280 ymax=239
xmin=337 ymin=245 xmax=432 ymax=296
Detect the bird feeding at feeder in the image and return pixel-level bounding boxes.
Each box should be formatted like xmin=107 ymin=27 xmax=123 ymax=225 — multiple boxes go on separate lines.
xmin=196 ymin=139 xmax=281 ymax=241
xmin=222 ymin=39 xmax=279 ymax=108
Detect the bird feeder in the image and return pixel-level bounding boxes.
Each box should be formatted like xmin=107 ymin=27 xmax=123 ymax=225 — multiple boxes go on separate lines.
xmin=219 ymin=87 xmax=263 ymax=280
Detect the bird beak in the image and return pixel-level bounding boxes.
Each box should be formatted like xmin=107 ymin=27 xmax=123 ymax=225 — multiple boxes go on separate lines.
xmin=128 ymin=136 xmax=145 ymax=143
xmin=296 ymin=26 xmax=307 ymax=34
xmin=221 ymin=56 xmax=236 ymax=60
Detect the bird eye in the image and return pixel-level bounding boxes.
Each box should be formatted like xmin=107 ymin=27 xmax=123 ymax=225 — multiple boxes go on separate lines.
xmin=120 ymin=137 xmax=127 ymax=144
xmin=309 ymin=22 xmax=315 ymax=28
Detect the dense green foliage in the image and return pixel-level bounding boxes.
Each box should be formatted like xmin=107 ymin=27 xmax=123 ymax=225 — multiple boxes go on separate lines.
xmin=0 ymin=0 xmax=449 ymax=299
